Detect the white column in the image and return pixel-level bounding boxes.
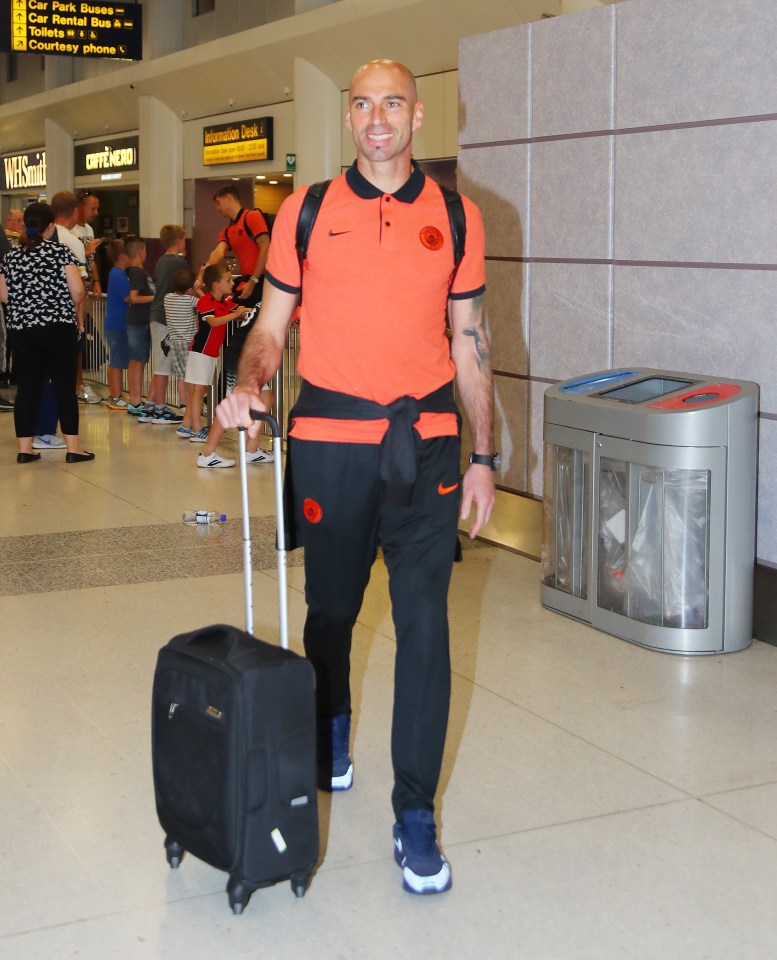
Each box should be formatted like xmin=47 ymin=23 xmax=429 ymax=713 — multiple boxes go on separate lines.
xmin=44 ymin=118 xmax=73 ymax=198
xmin=293 ymin=58 xmax=342 ymax=185
xmin=138 ymin=95 xmax=184 ymax=234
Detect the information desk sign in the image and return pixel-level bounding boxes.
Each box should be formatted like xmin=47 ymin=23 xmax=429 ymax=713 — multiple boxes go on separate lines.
xmin=0 ymin=1 xmax=143 ymax=60
xmin=203 ymin=118 xmax=274 ymax=166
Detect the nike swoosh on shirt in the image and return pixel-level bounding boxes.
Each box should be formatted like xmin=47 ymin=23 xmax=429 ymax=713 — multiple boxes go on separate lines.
xmin=328 ymin=230 xmax=351 ymax=236
xmin=437 ymin=482 xmax=459 ymax=495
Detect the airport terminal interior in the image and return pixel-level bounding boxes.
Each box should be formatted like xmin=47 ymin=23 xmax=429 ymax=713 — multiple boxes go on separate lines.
xmin=2 ymin=0 xmax=777 ymax=957
xmin=2 ymin=393 xmax=777 ymax=959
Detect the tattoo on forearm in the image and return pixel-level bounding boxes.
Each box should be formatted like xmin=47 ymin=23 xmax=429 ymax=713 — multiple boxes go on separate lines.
xmin=460 ymin=296 xmax=491 ymax=369
xmin=462 ymin=326 xmax=491 ymax=371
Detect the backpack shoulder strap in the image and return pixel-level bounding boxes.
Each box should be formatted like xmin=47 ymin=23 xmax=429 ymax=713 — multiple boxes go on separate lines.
xmin=438 ymin=183 xmax=466 ymax=275
xmin=295 ymin=179 xmax=332 ymax=271
xmin=242 ymin=208 xmax=269 ymax=243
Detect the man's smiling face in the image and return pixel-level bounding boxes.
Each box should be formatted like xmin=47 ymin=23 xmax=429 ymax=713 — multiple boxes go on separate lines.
xmin=345 ymin=61 xmax=423 ymax=167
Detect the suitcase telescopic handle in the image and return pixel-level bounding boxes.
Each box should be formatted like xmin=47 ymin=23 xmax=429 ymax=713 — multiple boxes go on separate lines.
xmin=238 ymin=412 xmax=288 ymax=649
xmin=248 ymin=410 xmax=281 ymax=438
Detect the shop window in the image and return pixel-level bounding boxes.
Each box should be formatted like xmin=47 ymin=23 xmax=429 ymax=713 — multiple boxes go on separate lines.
xmin=7 ymin=54 xmax=17 ymax=83
xmin=193 ymin=0 xmax=215 ymax=14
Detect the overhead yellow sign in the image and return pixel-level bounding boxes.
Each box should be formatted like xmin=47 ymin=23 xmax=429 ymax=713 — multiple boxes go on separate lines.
xmin=0 ymin=0 xmax=143 ymax=59
xmin=203 ymin=118 xmax=274 ymax=167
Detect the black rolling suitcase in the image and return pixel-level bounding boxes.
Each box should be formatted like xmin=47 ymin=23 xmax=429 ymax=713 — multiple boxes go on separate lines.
xmin=151 ymin=415 xmax=318 ymax=914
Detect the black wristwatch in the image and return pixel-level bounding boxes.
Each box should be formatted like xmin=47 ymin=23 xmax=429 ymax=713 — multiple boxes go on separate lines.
xmin=469 ymin=451 xmax=501 ymax=471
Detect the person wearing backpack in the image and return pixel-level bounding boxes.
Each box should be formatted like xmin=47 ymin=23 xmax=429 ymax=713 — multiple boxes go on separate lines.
xmin=217 ymin=59 xmax=496 ymax=897
xmin=201 ymin=185 xmax=269 ymax=307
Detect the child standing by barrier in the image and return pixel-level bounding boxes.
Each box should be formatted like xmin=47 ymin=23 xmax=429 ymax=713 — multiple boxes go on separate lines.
xmin=124 ymin=236 xmax=155 ymax=417
xmin=200 ymin=302 xmax=275 ymax=468
xmin=164 ymin=267 xmax=198 ymax=438
xmin=105 ymin=239 xmax=130 ymax=410
xmin=183 ymin=262 xmax=247 ymax=467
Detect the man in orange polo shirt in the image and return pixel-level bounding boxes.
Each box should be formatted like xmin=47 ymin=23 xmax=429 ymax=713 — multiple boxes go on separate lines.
xmin=202 ymin=185 xmax=269 ymax=307
xmin=217 ymin=58 xmax=496 ymax=896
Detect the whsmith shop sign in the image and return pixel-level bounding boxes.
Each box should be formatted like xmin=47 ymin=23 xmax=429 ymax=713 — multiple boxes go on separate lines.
xmin=0 ymin=1 xmax=142 ymax=60
xmin=75 ymin=135 xmax=138 ymax=177
xmin=2 ymin=150 xmax=46 ymax=191
xmin=203 ymin=118 xmax=273 ymax=166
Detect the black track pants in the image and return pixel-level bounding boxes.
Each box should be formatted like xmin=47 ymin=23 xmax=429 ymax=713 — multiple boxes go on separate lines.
xmin=10 ymin=324 xmax=79 ymax=438
xmin=288 ymin=434 xmax=461 ymax=817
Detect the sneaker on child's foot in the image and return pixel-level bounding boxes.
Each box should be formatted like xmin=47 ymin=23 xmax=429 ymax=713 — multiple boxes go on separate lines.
xmin=152 ymin=407 xmax=184 ymax=424
xmin=106 ymin=396 xmax=128 ymax=410
xmin=197 ymin=452 xmax=235 ymax=469
xmin=245 ymin=449 xmax=275 ymax=465
xmin=189 ymin=427 xmax=209 ymax=443
xmin=176 ymin=425 xmax=192 ymax=438
xmin=393 ymin=809 xmax=451 ymax=895
xmin=127 ymin=401 xmax=145 ymax=416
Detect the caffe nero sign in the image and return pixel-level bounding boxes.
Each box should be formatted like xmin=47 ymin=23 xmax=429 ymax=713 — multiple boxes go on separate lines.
xmin=74 ymin=135 xmax=138 ymax=176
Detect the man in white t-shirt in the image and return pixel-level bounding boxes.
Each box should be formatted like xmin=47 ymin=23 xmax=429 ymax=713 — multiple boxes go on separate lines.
xmin=51 ymin=192 xmax=100 ymax=404
xmin=72 ymin=190 xmax=103 ymax=403
xmin=72 ymin=190 xmax=102 ymax=295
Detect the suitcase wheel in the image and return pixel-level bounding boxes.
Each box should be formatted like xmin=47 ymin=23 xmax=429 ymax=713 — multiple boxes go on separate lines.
xmin=227 ymin=877 xmax=253 ymax=915
xmin=165 ymin=838 xmax=185 ymax=870
xmin=291 ymin=872 xmax=311 ymax=898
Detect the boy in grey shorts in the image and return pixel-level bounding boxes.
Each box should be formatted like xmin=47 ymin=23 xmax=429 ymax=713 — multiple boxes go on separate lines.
xmin=163 ymin=267 xmax=198 ymax=386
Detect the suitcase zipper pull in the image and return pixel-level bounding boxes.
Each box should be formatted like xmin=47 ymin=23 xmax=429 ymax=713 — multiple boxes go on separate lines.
xmin=168 ymin=702 xmax=179 ymax=719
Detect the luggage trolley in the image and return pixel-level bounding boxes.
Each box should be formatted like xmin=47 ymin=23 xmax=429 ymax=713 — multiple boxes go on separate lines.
xmin=541 ymin=369 xmax=758 ymax=654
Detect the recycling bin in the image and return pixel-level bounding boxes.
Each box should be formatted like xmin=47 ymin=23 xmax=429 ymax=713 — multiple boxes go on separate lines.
xmin=541 ymin=369 xmax=758 ymax=654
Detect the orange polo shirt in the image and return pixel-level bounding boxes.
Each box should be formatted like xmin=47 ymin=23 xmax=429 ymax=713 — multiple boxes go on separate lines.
xmin=265 ymin=163 xmax=486 ymax=444
xmin=219 ymin=208 xmax=269 ymax=276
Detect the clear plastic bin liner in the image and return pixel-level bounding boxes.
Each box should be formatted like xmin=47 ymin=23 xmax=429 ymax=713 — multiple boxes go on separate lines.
xmin=658 ymin=470 xmax=709 ymax=628
xmin=597 ymin=462 xmax=709 ymax=629
xmin=542 ymin=444 xmax=590 ymax=598
xmin=598 ymin=460 xmax=628 ymax=610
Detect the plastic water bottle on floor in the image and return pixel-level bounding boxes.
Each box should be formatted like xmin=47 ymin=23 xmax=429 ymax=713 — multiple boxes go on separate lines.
xmin=182 ymin=510 xmax=227 ymax=525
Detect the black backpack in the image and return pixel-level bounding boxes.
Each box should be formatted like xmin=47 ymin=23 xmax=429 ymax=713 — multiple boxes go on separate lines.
xmin=241 ymin=208 xmax=274 ymax=241
xmin=294 ymin=179 xmax=466 ymax=287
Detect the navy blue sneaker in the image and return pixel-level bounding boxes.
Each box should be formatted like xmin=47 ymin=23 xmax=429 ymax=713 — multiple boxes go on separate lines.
xmin=393 ymin=809 xmax=451 ymax=895
xmin=318 ymin=714 xmax=353 ymax=791
xmin=330 ymin=713 xmax=353 ymax=790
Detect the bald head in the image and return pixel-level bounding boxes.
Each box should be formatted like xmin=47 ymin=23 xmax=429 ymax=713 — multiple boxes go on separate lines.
xmin=349 ymin=59 xmax=418 ymax=102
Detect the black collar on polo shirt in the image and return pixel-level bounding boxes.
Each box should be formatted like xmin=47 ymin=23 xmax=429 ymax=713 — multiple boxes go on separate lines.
xmin=229 ymin=207 xmax=246 ymax=226
xmin=345 ymin=160 xmax=426 ymax=203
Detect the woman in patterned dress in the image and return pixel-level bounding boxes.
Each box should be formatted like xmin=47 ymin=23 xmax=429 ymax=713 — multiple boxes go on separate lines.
xmin=0 ymin=202 xmax=94 ymax=463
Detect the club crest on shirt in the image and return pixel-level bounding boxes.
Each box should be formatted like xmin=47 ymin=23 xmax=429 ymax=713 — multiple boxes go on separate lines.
xmin=303 ymin=498 xmax=323 ymax=524
xmin=420 ymin=226 xmax=444 ymax=251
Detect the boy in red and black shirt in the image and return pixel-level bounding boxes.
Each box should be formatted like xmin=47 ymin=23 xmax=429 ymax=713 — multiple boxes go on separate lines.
xmin=181 ymin=262 xmax=247 ymax=462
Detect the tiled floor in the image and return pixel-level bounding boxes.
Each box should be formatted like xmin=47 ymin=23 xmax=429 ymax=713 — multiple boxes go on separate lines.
xmin=2 ymin=390 xmax=777 ymax=959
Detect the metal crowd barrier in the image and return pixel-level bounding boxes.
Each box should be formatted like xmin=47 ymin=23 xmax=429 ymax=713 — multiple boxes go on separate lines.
xmin=83 ymin=294 xmax=300 ymax=440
